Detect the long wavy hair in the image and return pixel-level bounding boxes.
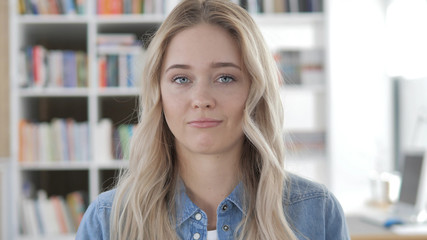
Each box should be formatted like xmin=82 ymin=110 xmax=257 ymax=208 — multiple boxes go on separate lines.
xmin=110 ymin=0 xmax=296 ymax=239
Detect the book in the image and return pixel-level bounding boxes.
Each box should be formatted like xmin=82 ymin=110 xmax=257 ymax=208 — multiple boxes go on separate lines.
xmin=132 ymin=0 xmax=142 ymax=14
xmin=38 ymin=122 xmax=50 ymax=162
xmin=19 ymin=0 xmax=87 ymax=15
xmin=63 ymin=51 xmax=77 ymax=88
xmin=119 ymin=54 xmax=128 ymax=87
xmin=96 ymin=33 xmax=144 ymax=88
xmin=66 ymin=119 xmax=75 ymax=161
xmin=21 ymin=198 xmax=40 ymax=235
xmin=39 ymin=190 xmax=61 ymax=235
xmin=95 ymin=118 xmax=114 ymax=162
xmin=111 ymin=0 xmax=123 ymax=14
xmin=144 ymin=0 xmax=154 ymax=14
xmin=118 ymin=125 xmax=130 ymax=160
xmin=63 ymin=0 xmax=76 ymax=15
xmin=59 ymin=195 xmax=76 ymax=232
xmin=288 ymin=0 xmax=299 ymax=12
xmin=38 ymin=0 xmax=49 ymax=14
xmin=107 ymin=55 xmax=119 ymax=87
xmin=51 ymin=196 xmax=68 ymax=234
xmin=48 ymin=50 xmax=62 ymax=87
xmin=66 ymin=191 xmax=86 ymax=228
xmin=154 ymin=0 xmax=164 ymax=14
xmin=126 ymin=54 xmax=133 ymax=87
xmin=98 ymin=55 xmax=107 ymax=87
xmin=19 ymin=119 xmax=90 ymax=162
xmin=32 ymin=46 xmax=40 ymax=85
xmin=76 ymin=51 xmax=88 ymax=87
xmin=21 ymin=46 xmax=87 ymax=89
xmin=18 ymin=120 xmax=27 ymax=162
xmin=19 ymin=191 xmax=87 ymax=235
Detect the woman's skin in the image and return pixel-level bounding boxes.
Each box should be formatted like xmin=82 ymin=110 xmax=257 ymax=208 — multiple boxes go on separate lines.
xmin=160 ymin=23 xmax=251 ymax=230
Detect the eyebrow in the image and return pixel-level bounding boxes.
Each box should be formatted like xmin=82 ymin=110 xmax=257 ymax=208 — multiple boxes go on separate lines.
xmin=165 ymin=62 xmax=241 ymax=73
xmin=211 ymin=62 xmax=241 ymax=70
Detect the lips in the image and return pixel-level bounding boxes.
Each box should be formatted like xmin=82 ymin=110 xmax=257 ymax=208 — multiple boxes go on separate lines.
xmin=188 ymin=118 xmax=222 ymax=128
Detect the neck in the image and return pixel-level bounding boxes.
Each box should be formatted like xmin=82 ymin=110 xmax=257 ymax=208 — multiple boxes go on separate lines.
xmin=177 ymin=149 xmax=241 ymax=230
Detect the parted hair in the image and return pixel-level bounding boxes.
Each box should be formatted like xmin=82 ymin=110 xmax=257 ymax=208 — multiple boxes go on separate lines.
xmin=110 ymin=0 xmax=297 ymax=239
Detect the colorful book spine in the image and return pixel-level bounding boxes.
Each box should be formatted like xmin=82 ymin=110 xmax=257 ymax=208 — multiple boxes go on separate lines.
xmin=19 ymin=190 xmax=87 ymax=235
xmin=20 ymin=46 xmax=88 ymax=89
xmin=18 ymin=119 xmax=90 ymax=162
xmin=97 ymin=34 xmax=144 ymax=88
xmin=96 ymin=119 xmax=135 ymax=161
xmin=97 ymin=0 xmax=182 ymax=15
xmin=19 ymin=0 xmax=87 ymax=15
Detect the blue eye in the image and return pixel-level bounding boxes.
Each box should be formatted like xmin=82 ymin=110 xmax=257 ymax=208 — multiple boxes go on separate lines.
xmin=173 ymin=76 xmax=190 ymax=84
xmin=218 ymin=75 xmax=234 ymax=83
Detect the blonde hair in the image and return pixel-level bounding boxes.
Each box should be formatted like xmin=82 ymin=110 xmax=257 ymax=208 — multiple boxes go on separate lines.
xmin=110 ymin=0 xmax=296 ymax=239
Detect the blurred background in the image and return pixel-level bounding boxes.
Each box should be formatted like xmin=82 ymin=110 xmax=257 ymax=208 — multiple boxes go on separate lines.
xmin=1 ymin=0 xmax=427 ymax=239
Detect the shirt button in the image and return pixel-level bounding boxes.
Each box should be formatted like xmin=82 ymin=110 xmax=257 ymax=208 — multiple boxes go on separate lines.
xmin=193 ymin=233 xmax=201 ymax=239
xmin=221 ymin=204 xmax=228 ymax=211
xmin=194 ymin=213 xmax=202 ymax=221
xmin=222 ymin=224 xmax=230 ymax=231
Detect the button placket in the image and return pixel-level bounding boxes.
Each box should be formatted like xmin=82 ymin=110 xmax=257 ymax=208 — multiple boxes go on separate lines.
xmin=221 ymin=204 xmax=228 ymax=211
xmin=222 ymin=224 xmax=230 ymax=232
xmin=193 ymin=232 xmax=201 ymax=239
xmin=194 ymin=212 xmax=202 ymax=221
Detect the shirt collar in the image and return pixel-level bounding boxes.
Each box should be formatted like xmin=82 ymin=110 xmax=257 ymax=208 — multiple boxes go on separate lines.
xmin=175 ymin=180 xmax=246 ymax=227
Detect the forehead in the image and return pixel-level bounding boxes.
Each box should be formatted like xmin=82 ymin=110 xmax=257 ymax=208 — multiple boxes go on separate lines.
xmin=163 ymin=23 xmax=242 ymax=67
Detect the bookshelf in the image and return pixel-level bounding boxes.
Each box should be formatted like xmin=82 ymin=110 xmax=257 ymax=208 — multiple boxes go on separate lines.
xmin=9 ymin=0 xmax=328 ymax=239
xmin=0 ymin=160 xmax=7 ymax=240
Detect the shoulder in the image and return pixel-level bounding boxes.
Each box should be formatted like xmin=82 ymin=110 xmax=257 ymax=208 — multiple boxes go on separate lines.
xmin=283 ymin=173 xmax=350 ymax=240
xmin=284 ymin=173 xmax=328 ymax=205
xmin=96 ymin=189 xmax=116 ymax=208
xmin=76 ymin=189 xmax=116 ymax=240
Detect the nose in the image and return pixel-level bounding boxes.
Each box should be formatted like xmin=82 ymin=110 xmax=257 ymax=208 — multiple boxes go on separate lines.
xmin=191 ymin=82 xmax=216 ymax=109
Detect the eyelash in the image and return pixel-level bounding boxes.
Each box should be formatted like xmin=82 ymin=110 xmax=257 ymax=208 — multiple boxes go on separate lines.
xmin=172 ymin=75 xmax=190 ymax=84
xmin=171 ymin=74 xmax=236 ymax=84
xmin=217 ymin=74 xmax=235 ymax=83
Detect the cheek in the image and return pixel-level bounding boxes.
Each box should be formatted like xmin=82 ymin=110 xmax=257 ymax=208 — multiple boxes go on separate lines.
xmin=161 ymin=89 xmax=182 ymax=129
xmin=226 ymin=95 xmax=247 ymax=123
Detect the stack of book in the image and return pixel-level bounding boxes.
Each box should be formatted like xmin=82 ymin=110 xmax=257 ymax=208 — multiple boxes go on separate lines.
xmin=275 ymin=49 xmax=324 ymax=86
xmin=19 ymin=46 xmax=88 ymax=88
xmin=20 ymin=190 xmax=86 ymax=236
xmin=268 ymin=0 xmax=323 ymax=13
xmin=95 ymin=0 xmax=323 ymax=15
xmin=226 ymin=0 xmax=323 ymax=14
xmin=97 ymin=34 xmax=145 ymax=88
xmin=97 ymin=0 xmax=180 ymax=15
xmin=96 ymin=118 xmax=136 ymax=161
xmin=18 ymin=0 xmax=87 ymax=15
xmin=18 ymin=119 xmax=90 ymax=162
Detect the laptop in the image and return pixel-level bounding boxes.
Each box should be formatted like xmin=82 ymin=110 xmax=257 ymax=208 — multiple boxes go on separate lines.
xmin=362 ymin=150 xmax=427 ymax=227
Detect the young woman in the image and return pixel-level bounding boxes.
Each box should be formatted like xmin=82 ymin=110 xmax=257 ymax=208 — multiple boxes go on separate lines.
xmin=77 ymin=0 xmax=349 ymax=239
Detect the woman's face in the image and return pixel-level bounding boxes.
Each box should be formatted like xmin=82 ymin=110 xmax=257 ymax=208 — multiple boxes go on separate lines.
xmin=160 ymin=23 xmax=250 ymax=157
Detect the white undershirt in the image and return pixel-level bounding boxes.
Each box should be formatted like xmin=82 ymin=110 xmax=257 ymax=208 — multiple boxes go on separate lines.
xmin=207 ymin=230 xmax=219 ymax=240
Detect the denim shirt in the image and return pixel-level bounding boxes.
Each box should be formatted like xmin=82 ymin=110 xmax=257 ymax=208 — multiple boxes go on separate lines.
xmin=76 ymin=174 xmax=350 ymax=240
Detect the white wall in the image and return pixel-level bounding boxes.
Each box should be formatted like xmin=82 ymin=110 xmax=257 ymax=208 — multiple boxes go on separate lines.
xmin=327 ymin=0 xmax=393 ymax=212
xmin=0 ymin=160 xmax=8 ymax=240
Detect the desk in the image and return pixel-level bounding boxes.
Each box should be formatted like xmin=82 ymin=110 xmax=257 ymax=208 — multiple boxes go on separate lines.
xmin=347 ymin=215 xmax=427 ymax=240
